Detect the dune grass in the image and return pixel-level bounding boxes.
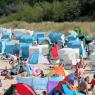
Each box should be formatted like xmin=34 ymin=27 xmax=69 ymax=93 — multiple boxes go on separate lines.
xmin=0 ymin=21 xmax=95 ymax=35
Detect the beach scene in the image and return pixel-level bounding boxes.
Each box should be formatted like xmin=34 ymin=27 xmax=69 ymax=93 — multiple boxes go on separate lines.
xmin=0 ymin=27 xmax=94 ymax=95
xmin=0 ymin=0 xmax=95 ymax=95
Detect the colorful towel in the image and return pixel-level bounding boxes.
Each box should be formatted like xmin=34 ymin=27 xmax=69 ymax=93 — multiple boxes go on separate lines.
xmin=47 ymin=65 xmax=66 ymax=77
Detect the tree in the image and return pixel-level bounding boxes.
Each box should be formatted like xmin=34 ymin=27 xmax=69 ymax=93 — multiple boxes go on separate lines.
xmin=52 ymin=1 xmax=64 ymax=21
xmin=62 ymin=0 xmax=81 ymax=21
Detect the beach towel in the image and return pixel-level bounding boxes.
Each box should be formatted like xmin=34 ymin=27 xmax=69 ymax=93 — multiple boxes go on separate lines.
xmin=62 ymin=84 xmax=84 ymax=95
xmin=32 ymin=77 xmax=48 ymax=90
xmin=48 ymin=88 xmax=61 ymax=95
xmin=56 ymin=75 xmax=76 ymax=92
xmin=47 ymin=81 xmax=59 ymax=93
xmin=62 ymin=84 xmax=74 ymax=95
xmin=48 ymin=76 xmax=64 ymax=93
xmin=51 ymin=47 xmax=58 ymax=59
xmin=49 ymin=76 xmax=64 ymax=82
xmin=17 ymin=78 xmax=33 ymax=87
xmin=47 ymin=65 xmax=66 ymax=77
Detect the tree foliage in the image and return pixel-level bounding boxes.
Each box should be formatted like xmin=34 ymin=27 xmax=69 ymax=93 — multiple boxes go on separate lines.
xmin=0 ymin=0 xmax=95 ymax=22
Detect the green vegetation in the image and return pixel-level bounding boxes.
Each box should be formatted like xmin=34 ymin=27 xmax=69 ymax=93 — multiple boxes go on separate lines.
xmin=1 ymin=21 xmax=95 ymax=36
xmin=0 ymin=0 xmax=95 ymax=23
xmin=0 ymin=0 xmax=95 ymax=35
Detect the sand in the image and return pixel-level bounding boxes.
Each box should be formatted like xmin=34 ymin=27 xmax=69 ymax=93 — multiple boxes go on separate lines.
xmin=0 ymin=59 xmax=94 ymax=95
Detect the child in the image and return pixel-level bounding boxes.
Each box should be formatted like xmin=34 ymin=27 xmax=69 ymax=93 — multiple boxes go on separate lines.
xmin=78 ymin=76 xmax=89 ymax=95
xmin=18 ymin=57 xmax=23 ymax=66
xmin=40 ymin=70 xmax=45 ymax=78
xmin=42 ymin=91 xmax=47 ymax=95
xmin=90 ymin=74 xmax=95 ymax=95
xmin=91 ymin=74 xmax=95 ymax=89
xmin=18 ymin=66 xmax=27 ymax=77
xmin=23 ymin=59 xmax=28 ymax=66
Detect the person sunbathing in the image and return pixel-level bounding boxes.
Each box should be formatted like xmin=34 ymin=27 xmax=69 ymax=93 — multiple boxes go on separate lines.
xmin=77 ymin=65 xmax=86 ymax=85
xmin=4 ymin=74 xmax=14 ymax=80
xmin=0 ymin=66 xmax=13 ymax=80
xmin=1 ymin=66 xmax=8 ymax=76
xmin=76 ymin=56 xmax=84 ymax=69
xmin=40 ymin=70 xmax=45 ymax=78
xmin=76 ymin=56 xmax=90 ymax=69
xmin=32 ymin=68 xmax=45 ymax=78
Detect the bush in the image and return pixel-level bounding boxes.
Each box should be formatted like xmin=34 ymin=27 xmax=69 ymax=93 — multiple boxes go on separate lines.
xmin=52 ymin=1 xmax=64 ymax=22
xmin=39 ymin=2 xmax=53 ymax=21
xmin=1 ymin=0 xmax=95 ymax=22
xmin=62 ymin=0 xmax=81 ymax=21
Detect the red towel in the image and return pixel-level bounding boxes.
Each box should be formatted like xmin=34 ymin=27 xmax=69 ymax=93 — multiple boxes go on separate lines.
xmin=51 ymin=47 xmax=58 ymax=59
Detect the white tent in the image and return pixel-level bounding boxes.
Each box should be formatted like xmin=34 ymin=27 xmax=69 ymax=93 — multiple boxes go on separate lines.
xmin=6 ymin=29 xmax=12 ymax=32
xmin=13 ymin=29 xmax=26 ymax=34
xmin=60 ymin=34 xmax=65 ymax=46
xmin=58 ymin=48 xmax=79 ymax=65
xmin=89 ymin=42 xmax=95 ymax=51
xmin=26 ymin=30 xmax=34 ymax=36
xmin=90 ymin=52 xmax=95 ymax=65
xmin=0 ymin=28 xmax=6 ymax=32
xmin=13 ymin=29 xmax=34 ymax=36
xmin=68 ymin=30 xmax=78 ymax=35
xmin=38 ymin=54 xmax=49 ymax=64
xmin=28 ymin=52 xmax=49 ymax=64
xmin=29 ymin=45 xmax=49 ymax=57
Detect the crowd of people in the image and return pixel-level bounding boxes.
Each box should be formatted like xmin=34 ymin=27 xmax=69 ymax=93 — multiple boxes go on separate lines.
xmin=0 ymin=53 xmax=94 ymax=95
xmin=0 ymin=32 xmax=94 ymax=95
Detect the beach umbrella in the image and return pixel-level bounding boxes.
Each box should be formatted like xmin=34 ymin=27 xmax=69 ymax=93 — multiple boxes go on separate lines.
xmin=4 ymin=83 xmax=36 ymax=95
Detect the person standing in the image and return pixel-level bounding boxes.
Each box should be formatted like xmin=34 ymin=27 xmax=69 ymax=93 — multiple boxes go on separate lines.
xmin=90 ymin=74 xmax=95 ymax=95
xmin=78 ymin=76 xmax=89 ymax=95
xmin=47 ymin=44 xmax=53 ymax=63
xmin=18 ymin=57 xmax=23 ymax=67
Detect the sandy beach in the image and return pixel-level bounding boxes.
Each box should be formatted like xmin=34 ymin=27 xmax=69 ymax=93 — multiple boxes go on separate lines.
xmin=0 ymin=59 xmax=94 ymax=95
